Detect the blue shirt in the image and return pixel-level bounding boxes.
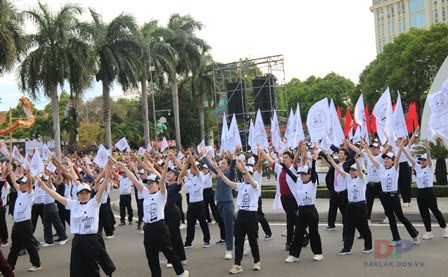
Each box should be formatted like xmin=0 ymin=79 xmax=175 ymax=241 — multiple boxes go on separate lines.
xmin=202 ymin=156 xmax=235 ymax=202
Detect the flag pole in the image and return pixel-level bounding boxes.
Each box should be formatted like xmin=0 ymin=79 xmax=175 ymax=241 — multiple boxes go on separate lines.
xmin=9 ymin=108 xmax=13 ymax=163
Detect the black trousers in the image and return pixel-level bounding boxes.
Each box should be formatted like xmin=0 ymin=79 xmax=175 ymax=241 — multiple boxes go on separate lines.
xmin=417 ymin=188 xmax=447 ymax=232
xmin=99 ymin=203 xmax=114 ymax=237
xmin=31 ymin=203 xmax=44 ymax=233
xmin=176 ymin=193 xmax=185 ymax=224
xmin=7 ymin=220 xmax=40 ymax=269
xmin=343 ymin=202 xmax=372 ymax=251
xmin=398 ymin=163 xmax=412 ymax=204
xmin=203 ymin=188 xmax=218 ymax=222
xmin=366 ymin=182 xmax=384 ymax=220
xmin=119 ymin=194 xmax=133 ymax=223
xmin=381 ymin=192 xmax=418 ymax=241
xmin=289 ymin=205 xmax=322 ymax=258
xmin=144 ymin=221 xmax=184 ymax=277
xmin=0 ymin=206 xmax=8 ymax=244
xmin=234 ymin=210 xmax=260 ymax=265
xmin=57 ymin=201 xmax=70 ymax=230
xmin=185 ymin=201 xmax=210 ymax=244
xmin=165 ymin=205 xmax=186 ymax=262
xmin=43 ymin=203 xmax=67 ymax=243
xmin=327 ymin=191 xmax=337 ymax=227
xmin=329 ymin=190 xmax=348 ymax=239
xmin=257 ymin=197 xmax=272 ymax=236
xmin=96 ymin=234 xmax=116 ymax=275
xmin=280 ymin=195 xmax=298 ymax=245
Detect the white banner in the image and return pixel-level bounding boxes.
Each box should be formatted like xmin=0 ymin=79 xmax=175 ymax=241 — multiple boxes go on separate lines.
xmin=306 ymin=98 xmax=329 ymax=143
xmin=372 ymin=87 xmax=394 ymax=144
xmin=393 ymin=91 xmax=408 ymax=138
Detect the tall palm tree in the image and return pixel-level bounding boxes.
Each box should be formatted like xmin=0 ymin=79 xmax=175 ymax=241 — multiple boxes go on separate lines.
xmin=163 ymin=13 xmax=210 ymax=149
xmin=139 ymin=21 xmax=176 ymax=148
xmin=19 ymin=2 xmax=90 ymax=158
xmin=0 ymin=0 xmax=24 ymax=75
xmin=88 ymin=9 xmax=144 ymax=149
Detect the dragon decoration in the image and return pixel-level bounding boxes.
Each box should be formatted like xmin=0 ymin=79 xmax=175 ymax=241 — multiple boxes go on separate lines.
xmin=0 ymin=96 xmax=36 ymax=136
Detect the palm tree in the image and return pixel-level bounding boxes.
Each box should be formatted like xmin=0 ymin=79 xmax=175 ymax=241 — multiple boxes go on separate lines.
xmin=139 ymin=20 xmax=176 ymax=149
xmin=19 ymin=2 xmax=90 ymax=158
xmin=163 ymin=13 xmax=210 ymax=149
xmin=0 ymin=0 xmax=24 ymax=75
xmin=88 ymin=9 xmax=144 ymax=149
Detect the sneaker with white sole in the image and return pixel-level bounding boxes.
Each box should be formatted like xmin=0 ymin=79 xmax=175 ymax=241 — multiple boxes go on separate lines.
xmin=413 ymin=235 xmax=420 ymax=245
xmin=56 ymin=238 xmax=68 ymax=245
xmin=41 ymin=242 xmax=54 ymax=247
xmin=243 ymin=240 xmax=250 ymax=256
xmin=325 ymin=226 xmax=336 ymax=231
xmin=229 ymin=264 xmax=243 ymax=274
xmin=285 ymin=255 xmax=299 ymax=263
xmin=362 ymin=248 xmax=373 ymax=254
xmin=28 ymin=266 xmax=42 ymax=272
xmin=264 ymin=234 xmax=273 ymax=241
xmin=313 ymin=254 xmax=323 ymax=261
xmin=183 ymin=270 xmax=189 ymax=277
xmin=106 ymin=235 xmax=114 ymax=240
xmin=338 ymin=249 xmax=352 ymax=255
xmin=253 ymin=262 xmax=261 ymax=271
xmin=422 ymin=232 xmax=434 ymax=240
xmin=281 ymin=230 xmax=287 ymax=237
xmin=382 ymin=217 xmax=389 ymax=224
xmin=166 ymin=263 xmax=173 ymax=268
xmin=225 ymin=250 xmax=233 ymax=260
xmin=444 ymin=227 xmax=448 ymax=238
xmin=181 ymin=259 xmax=188 ymax=265
xmin=203 ymin=242 xmax=210 ymax=248
xmin=180 ymin=223 xmax=186 ymax=230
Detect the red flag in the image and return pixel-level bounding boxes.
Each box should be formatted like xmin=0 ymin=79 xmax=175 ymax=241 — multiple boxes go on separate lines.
xmin=405 ymin=102 xmax=414 ymax=133
xmin=412 ymin=102 xmax=419 ymax=130
xmin=336 ymin=106 xmax=342 ymax=121
xmin=344 ymin=106 xmax=353 ymax=136
xmin=370 ymin=107 xmax=377 ymax=133
xmin=364 ymin=104 xmax=371 ymax=134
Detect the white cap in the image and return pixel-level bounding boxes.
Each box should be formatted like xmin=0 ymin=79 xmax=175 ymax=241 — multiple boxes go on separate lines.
xmin=382 ymin=151 xmax=395 ymax=160
xmin=201 ymin=164 xmax=208 ymax=168
xmin=350 ymin=164 xmax=357 ymax=170
xmin=418 ymin=153 xmax=428 ymax=160
xmin=147 ymin=173 xmax=159 ymax=182
xmin=298 ymin=166 xmax=311 ymax=174
xmin=245 ymin=166 xmax=254 ymax=174
xmin=17 ymin=176 xmax=27 ymax=184
xmin=77 ymin=183 xmax=91 ymax=193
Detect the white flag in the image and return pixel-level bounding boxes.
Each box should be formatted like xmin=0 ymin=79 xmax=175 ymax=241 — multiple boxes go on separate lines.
xmin=248 ymin=119 xmax=255 ymax=150
xmin=12 ymin=146 xmax=24 ymax=163
xmin=327 ymin=99 xmax=345 ymax=147
xmin=0 ymin=141 xmax=10 ymax=159
xmin=29 ymin=149 xmax=44 ymax=176
xmin=352 ymin=126 xmax=362 ymax=144
xmin=114 ymin=137 xmax=130 ymax=152
xmin=393 ymin=91 xmax=408 ymax=138
xmin=285 ymin=108 xmax=296 ymax=148
xmin=372 ymin=87 xmax=394 ymax=144
xmin=293 ymin=103 xmax=305 ymax=146
xmin=177 ymin=150 xmax=185 ymax=160
xmin=93 ymin=144 xmax=111 ymax=168
xmin=354 ymin=94 xmax=369 ymax=141
xmin=271 ymin=110 xmax=286 ymax=153
xmin=160 ymin=137 xmax=169 ymax=152
xmin=46 ymin=161 xmax=57 ymax=173
xmin=138 ymin=147 xmax=146 ymax=156
xmin=42 ymin=143 xmax=51 ymax=160
xmin=220 ymin=113 xmax=229 ymax=154
xmin=429 ymin=125 xmax=448 ymax=147
xmin=146 ymin=143 xmax=153 ymax=152
xmin=227 ymin=114 xmax=242 ymax=153
xmin=250 ymin=109 xmax=269 ymax=155
xmin=428 ymin=88 xmax=448 ymax=133
xmin=306 ymin=98 xmax=330 ymax=143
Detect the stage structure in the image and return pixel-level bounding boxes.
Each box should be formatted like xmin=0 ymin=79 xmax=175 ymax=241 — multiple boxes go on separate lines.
xmin=212 ymin=55 xmax=287 ymax=149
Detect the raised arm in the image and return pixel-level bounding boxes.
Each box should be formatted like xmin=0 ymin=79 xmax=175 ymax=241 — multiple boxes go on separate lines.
xmin=355 ymin=154 xmax=365 ymax=179
xmin=360 ymin=140 xmax=380 ymax=169
xmin=327 ymin=154 xmax=348 ymax=179
xmin=214 ymin=163 xmax=237 ymax=190
xmin=36 ymin=175 xmax=68 ymax=206
xmin=394 ymin=141 xmax=404 ymax=170
xmin=116 ymin=161 xmax=144 ymax=192
xmin=401 ymin=145 xmax=416 ymax=168
xmin=425 ymin=140 xmax=432 ymax=168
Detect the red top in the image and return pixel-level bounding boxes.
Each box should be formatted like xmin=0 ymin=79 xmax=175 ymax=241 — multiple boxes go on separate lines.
xmin=279 ymin=169 xmax=292 ymax=196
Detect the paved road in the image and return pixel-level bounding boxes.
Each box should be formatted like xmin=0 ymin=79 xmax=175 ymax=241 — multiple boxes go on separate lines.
xmin=4 ymin=217 xmax=448 ymax=277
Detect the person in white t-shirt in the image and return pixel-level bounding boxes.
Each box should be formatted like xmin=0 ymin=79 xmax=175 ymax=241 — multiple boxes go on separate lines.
xmin=36 ymin=164 xmax=112 ymax=277
xmin=216 ymin=160 xmax=261 ymax=274
xmin=116 ymin=160 xmax=189 ymax=277
xmin=401 ymin=141 xmax=448 ymax=239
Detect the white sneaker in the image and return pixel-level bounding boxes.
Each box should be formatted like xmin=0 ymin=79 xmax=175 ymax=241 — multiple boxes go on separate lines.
xmin=41 ymin=242 xmax=54 ymax=247
xmin=281 ymin=230 xmax=287 ymax=237
xmin=28 ymin=266 xmax=42 ymax=272
xmin=180 ymin=223 xmax=186 ymax=230
xmin=444 ymin=227 xmax=448 ymax=238
xmin=181 ymin=259 xmax=188 ymax=265
xmin=166 ymin=263 xmax=173 ymax=268
xmin=183 ymin=270 xmax=189 ymax=277
xmin=225 ymin=250 xmax=233 ymax=260
xmin=105 ymin=235 xmax=114 ymax=240
xmin=413 ymin=235 xmax=420 ymax=245
xmin=422 ymin=232 xmax=434 ymax=240
xmin=313 ymin=254 xmax=323 ymax=261
xmin=285 ymin=255 xmax=299 ymax=263
xmin=253 ymin=262 xmax=261 ymax=271
xmin=229 ymin=264 xmax=243 ymax=274
xmin=56 ymin=239 xmax=68 ymax=245
xmin=382 ymin=217 xmax=389 ymax=224
xmin=243 ymin=240 xmax=250 ymax=256
xmin=140 ymin=230 xmax=144 ymax=234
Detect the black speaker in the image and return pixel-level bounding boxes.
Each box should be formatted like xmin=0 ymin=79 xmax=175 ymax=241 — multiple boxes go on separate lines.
xmin=252 ymin=74 xmax=277 ymax=124
xmin=227 ymin=81 xmax=247 ymax=119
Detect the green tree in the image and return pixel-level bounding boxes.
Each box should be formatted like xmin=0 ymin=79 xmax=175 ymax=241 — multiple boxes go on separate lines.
xmin=162 ymin=13 xmax=210 ymax=149
xmin=18 ymin=2 xmax=89 ymax=158
xmin=88 ymin=9 xmax=144 ymax=149
xmin=0 ymin=0 xmax=24 ymax=75
xmin=357 ymin=23 xmax=448 ymax=119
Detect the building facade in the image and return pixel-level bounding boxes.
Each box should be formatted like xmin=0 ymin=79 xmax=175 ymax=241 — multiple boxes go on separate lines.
xmin=371 ymin=0 xmax=448 ymax=53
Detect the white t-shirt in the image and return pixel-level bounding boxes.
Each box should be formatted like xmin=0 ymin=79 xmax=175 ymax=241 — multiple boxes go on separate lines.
xmin=141 ymin=188 xmax=166 ymax=223
xmin=33 ymin=184 xmax=45 ymax=204
xmin=366 ymin=153 xmax=382 ymax=183
xmin=43 ymin=185 xmax=56 ymax=204
xmin=119 ymin=176 xmax=132 ymax=195
xmin=296 ymin=181 xmax=316 ymax=206
xmin=334 ymin=163 xmax=347 ymax=192
xmin=253 ymin=170 xmax=263 ymax=197
xmin=13 ymin=191 xmax=34 ymax=223
xmin=415 ymin=164 xmax=433 ymax=189
xmin=247 ymin=156 xmax=256 ymax=165
xmin=346 ymin=176 xmax=367 ymax=202
xmin=236 ymin=182 xmax=259 ymax=211
xmin=70 ymin=180 xmax=78 ymax=201
xmin=380 ymin=165 xmax=399 ymax=192
xmin=100 ymin=181 xmax=113 ymax=204
xmin=187 ymin=173 xmax=204 ymax=203
xmin=1 ymin=183 xmax=10 ymax=207
xmin=202 ymin=173 xmax=212 ymax=189
xmin=66 ymin=198 xmax=101 ymax=234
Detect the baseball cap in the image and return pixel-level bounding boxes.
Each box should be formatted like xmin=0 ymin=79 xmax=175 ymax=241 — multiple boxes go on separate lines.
xmin=81 ymin=174 xmax=95 ymax=183
xmin=382 ymin=152 xmax=395 ymax=160
xmin=16 ymin=176 xmax=27 ymax=184
xmin=349 ymin=164 xmax=358 ymax=170
xmin=147 ymin=173 xmax=159 ymax=183
xmin=298 ymin=166 xmax=311 ymax=174
xmin=77 ymin=183 xmax=91 ymax=193
xmin=168 ymin=167 xmax=180 ymax=176
xmin=418 ymin=154 xmax=428 ymax=160
xmin=369 ymin=142 xmax=380 ymax=148
xmin=245 ymin=166 xmax=254 ymax=174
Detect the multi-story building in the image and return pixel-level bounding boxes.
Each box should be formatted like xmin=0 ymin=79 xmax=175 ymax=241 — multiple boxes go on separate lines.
xmin=371 ymin=0 xmax=448 ymax=53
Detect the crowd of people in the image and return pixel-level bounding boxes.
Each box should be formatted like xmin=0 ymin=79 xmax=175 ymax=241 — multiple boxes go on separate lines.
xmin=0 ymin=130 xmax=447 ymax=276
